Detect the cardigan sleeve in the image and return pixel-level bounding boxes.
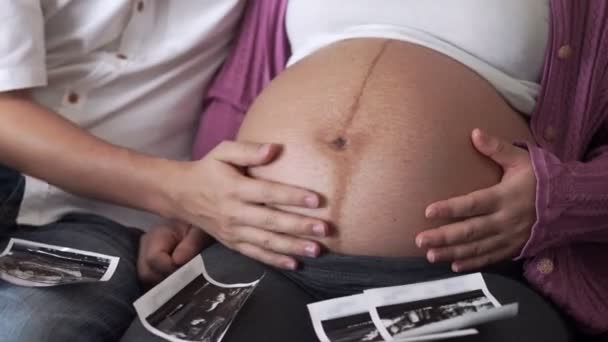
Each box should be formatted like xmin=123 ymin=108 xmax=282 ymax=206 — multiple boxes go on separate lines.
xmin=520 ymin=124 xmax=608 ymax=257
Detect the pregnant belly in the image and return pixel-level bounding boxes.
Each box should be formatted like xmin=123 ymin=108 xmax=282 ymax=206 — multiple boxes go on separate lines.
xmin=237 ymin=39 xmax=533 ymax=257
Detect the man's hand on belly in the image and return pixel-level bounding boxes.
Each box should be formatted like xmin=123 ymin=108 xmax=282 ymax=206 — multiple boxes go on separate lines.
xmin=415 ymin=129 xmax=537 ymax=272
xmin=166 ymin=141 xmax=328 ymax=270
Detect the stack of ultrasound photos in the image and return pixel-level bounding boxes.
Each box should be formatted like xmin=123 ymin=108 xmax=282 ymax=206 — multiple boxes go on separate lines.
xmin=308 ymin=273 xmax=518 ymax=342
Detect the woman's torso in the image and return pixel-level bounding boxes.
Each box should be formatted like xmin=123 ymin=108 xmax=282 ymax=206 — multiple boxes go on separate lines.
xmin=237 ymin=1 xmax=548 ymax=256
xmin=238 ymin=38 xmax=534 ymax=256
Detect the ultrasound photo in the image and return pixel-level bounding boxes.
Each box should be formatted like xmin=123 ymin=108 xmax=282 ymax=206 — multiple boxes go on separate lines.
xmin=321 ymin=312 xmax=384 ymax=342
xmin=0 ymin=238 xmax=119 ymax=287
xmin=135 ymin=255 xmax=261 ymax=342
xmin=377 ymin=290 xmax=493 ymax=337
xmin=146 ymin=275 xmax=255 ymax=341
xmin=309 ymin=293 xmax=385 ymax=342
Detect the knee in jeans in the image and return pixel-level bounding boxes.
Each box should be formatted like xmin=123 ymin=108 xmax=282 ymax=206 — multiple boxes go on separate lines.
xmin=0 ymin=285 xmax=137 ymax=342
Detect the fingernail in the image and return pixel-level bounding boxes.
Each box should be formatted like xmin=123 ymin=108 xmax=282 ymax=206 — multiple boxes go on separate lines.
xmin=305 ymin=195 xmax=319 ymax=208
xmin=452 ymin=263 xmax=460 ymax=272
xmin=416 ymin=236 xmax=425 ymax=248
xmin=312 ymin=223 xmax=326 ymax=236
xmin=427 ymin=251 xmax=436 ymax=263
xmin=305 ymin=244 xmax=319 ymax=257
xmin=425 ymin=207 xmax=436 ymax=218
xmin=284 ymin=260 xmax=298 ymax=270
xmin=475 ymin=129 xmax=487 ymax=143
xmin=258 ymin=144 xmax=271 ymax=157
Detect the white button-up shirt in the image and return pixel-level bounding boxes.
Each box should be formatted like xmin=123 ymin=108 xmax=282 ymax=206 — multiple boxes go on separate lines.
xmin=0 ymin=0 xmax=245 ymax=229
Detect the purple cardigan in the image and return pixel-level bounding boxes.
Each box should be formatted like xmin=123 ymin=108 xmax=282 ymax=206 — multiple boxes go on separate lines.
xmin=193 ymin=0 xmax=608 ymax=333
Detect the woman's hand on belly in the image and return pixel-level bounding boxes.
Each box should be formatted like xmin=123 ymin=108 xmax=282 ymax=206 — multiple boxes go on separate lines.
xmin=167 ymin=141 xmax=328 ymax=270
xmin=416 ymin=130 xmax=537 ymax=271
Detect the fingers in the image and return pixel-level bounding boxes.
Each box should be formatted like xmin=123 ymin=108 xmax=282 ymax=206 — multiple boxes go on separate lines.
xmin=210 ymin=141 xmax=281 ymax=167
xmin=147 ymin=252 xmax=175 ymax=275
xmin=235 ymin=242 xmax=298 ymax=270
xmin=138 ymin=261 xmax=165 ymax=286
xmin=416 ymin=215 xmax=499 ymax=249
xmin=471 ymin=129 xmax=526 ymax=169
xmin=187 ymin=140 xmax=332 ymax=270
xmin=231 ymin=204 xmax=328 ymax=237
xmin=172 ymin=227 xmax=213 ymax=265
xmin=232 ymin=226 xmax=321 ymax=259
xmin=451 ymin=246 xmax=515 ymax=272
xmin=139 ymin=253 xmax=175 ymax=285
xmin=235 ymin=176 xmax=321 ymax=209
xmin=426 ymin=235 xmax=507 ymax=263
xmin=426 ymin=187 xmax=500 ymax=219
xmin=137 ymin=227 xmax=179 ymax=285
xmin=169 ymin=220 xmax=193 ymax=236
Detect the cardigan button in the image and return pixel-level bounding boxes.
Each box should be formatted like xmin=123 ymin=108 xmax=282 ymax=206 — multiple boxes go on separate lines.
xmin=537 ymin=258 xmax=555 ymax=275
xmin=558 ymin=45 xmax=573 ymax=60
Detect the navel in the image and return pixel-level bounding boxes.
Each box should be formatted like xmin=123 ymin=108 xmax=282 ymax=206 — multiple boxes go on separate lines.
xmin=330 ymin=136 xmax=348 ymax=150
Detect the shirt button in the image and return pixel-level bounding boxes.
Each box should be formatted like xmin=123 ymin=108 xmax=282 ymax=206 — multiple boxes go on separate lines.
xmin=67 ymin=92 xmax=80 ymax=104
xmin=537 ymin=258 xmax=555 ymax=275
xmin=116 ymin=53 xmax=128 ymax=60
xmin=136 ymin=1 xmax=144 ymax=12
xmin=543 ymin=126 xmax=557 ymax=143
xmin=558 ymin=45 xmax=573 ymax=60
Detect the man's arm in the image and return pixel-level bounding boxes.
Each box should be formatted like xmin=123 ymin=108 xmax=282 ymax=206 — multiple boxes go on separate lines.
xmin=0 ymin=0 xmax=327 ymax=269
xmin=0 ymin=91 xmax=328 ymax=269
xmin=0 ymin=90 xmax=175 ymax=216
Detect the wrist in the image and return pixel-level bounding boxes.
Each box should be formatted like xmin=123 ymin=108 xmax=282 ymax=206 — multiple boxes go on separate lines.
xmin=138 ymin=157 xmax=188 ymax=220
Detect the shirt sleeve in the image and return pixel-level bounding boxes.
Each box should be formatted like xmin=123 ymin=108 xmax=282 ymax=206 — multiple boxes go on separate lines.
xmin=0 ymin=1 xmax=47 ymax=92
xmin=519 ymin=126 xmax=608 ymax=258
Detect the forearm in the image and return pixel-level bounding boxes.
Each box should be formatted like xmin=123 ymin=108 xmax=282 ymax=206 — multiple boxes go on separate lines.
xmin=520 ymin=143 xmax=608 ymax=256
xmin=0 ymin=91 xmax=178 ymax=217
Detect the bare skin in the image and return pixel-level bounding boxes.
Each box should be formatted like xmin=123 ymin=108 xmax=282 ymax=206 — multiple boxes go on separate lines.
xmin=0 ymin=90 xmax=327 ymax=269
xmin=418 ymin=129 xmax=537 ymax=272
xmin=238 ymin=38 xmax=534 ymax=257
xmin=139 ymin=38 xmax=536 ymax=279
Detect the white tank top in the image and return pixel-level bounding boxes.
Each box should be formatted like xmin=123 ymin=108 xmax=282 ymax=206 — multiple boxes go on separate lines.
xmin=286 ymin=0 xmax=550 ymax=115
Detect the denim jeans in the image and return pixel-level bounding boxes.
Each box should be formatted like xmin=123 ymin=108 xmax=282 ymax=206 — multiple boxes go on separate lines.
xmin=0 ymin=165 xmax=142 ymax=342
xmin=0 ymin=166 xmax=23 ymax=230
